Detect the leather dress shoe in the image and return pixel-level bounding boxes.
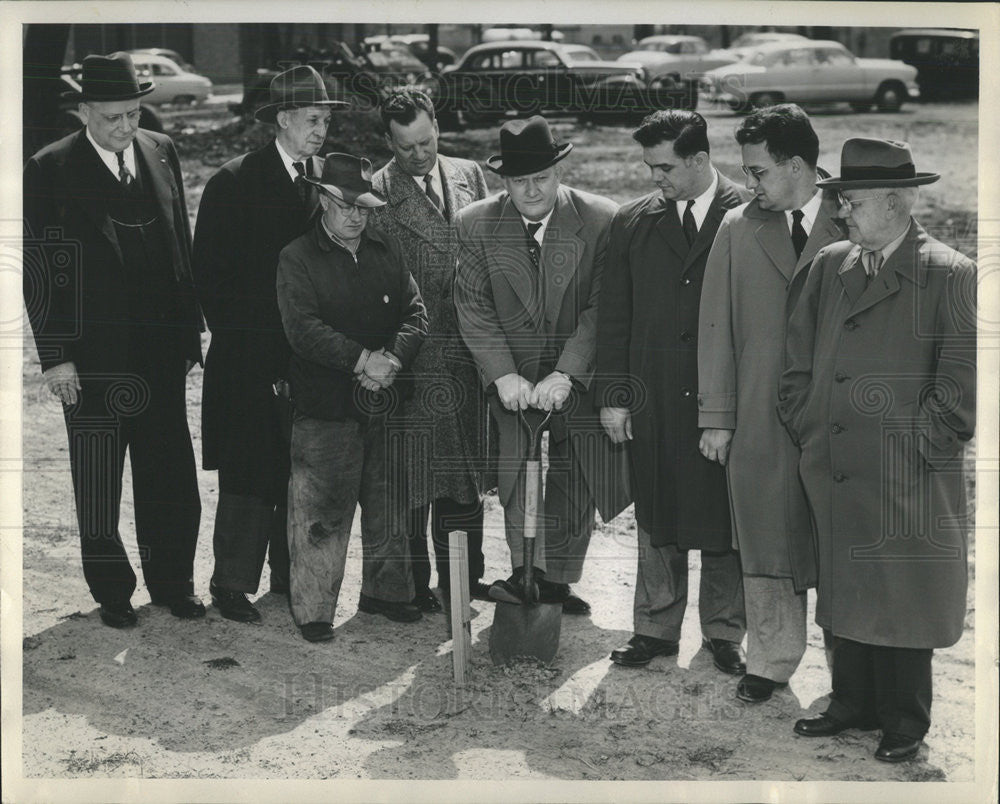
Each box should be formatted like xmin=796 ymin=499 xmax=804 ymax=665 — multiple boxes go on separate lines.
xmin=702 ymin=637 xmax=746 ymax=675
xmin=412 ymin=588 xmax=442 ymax=613
xmin=99 ymin=600 xmax=138 ymax=629
xmin=875 ymin=733 xmax=923 ymax=762
xmin=610 ymin=634 xmax=679 ymax=667
xmin=736 ymin=674 xmax=787 ymax=703
xmin=300 ymin=622 xmax=335 ymax=643
xmin=489 ymin=568 xmax=534 ymax=605
xmin=794 ymin=713 xmax=878 ymax=737
xmin=562 ymin=591 xmax=591 ymax=616
xmin=469 ymin=581 xmax=494 ymax=602
xmin=151 ymin=593 xmax=206 ymax=619
xmin=358 ymin=594 xmax=422 ymax=623
xmin=210 ymin=582 xmax=261 ymax=624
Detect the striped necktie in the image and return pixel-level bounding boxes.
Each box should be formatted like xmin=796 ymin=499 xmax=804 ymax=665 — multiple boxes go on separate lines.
xmin=116 ymin=150 xmax=133 ymax=188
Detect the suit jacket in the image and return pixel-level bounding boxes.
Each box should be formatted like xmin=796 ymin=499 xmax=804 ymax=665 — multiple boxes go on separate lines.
xmin=595 ymin=172 xmax=751 ymax=549
xmin=778 ymin=222 xmax=975 ymax=648
xmin=455 ymin=185 xmax=630 ymax=521
xmin=23 ymin=128 xmax=202 ymax=375
xmin=192 ymin=141 xmax=321 ymax=484
xmin=698 ymin=193 xmax=844 ymax=588
xmin=370 ymin=155 xmax=491 ymax=505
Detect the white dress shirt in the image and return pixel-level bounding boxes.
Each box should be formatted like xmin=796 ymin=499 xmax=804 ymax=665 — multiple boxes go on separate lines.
xmin=784 ymin=189 xmax=823 ymax=236
xmin=86 ymin=129 xmax=136 ymax=180
xmin=674 ymin=168 xmax=719 ymax=231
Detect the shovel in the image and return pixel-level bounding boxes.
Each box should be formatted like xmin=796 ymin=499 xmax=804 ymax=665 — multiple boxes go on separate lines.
xmin=489 ymin=408 xmax=562 ymax=665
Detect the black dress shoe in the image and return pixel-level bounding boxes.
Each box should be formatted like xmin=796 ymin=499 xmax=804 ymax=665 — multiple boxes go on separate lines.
xmin=736 ymin=674 xmax=788 ymax=703
xmin=99 ymin=600 xmax=138 ymax=629
xmin=358 ymin=594 xmax=422 ymax=623
xmin=562 ymin=591 xmax=591 ymax=615
xmin=702 ymin=637 xmax=746 ymax=675
xmin=610 ymin=634 xmax=679 ymax=667
xmin=875 ymin=733 xmax=922 ymax=762
xmin=300 ymin=622 xmax=335 ymax=642
xmin=151 ymin=593 xmax=206 ymax=619
xmin=209 ymin=582 xmax=261 ymax=624
xmin=794 ymin=713 xmax=878 ymax=737
xmin=469 ymin=581 xmax=493 ymax=602
xmin=536 ymin=577 xmax=570 ymax=605
xmin=489 ymin=568 xmax=534 ymax=605
xmin=412 ymin=588 xmax=442 ymax=613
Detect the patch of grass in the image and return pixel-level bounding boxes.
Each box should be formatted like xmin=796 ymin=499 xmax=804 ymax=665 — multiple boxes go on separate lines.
xmin=63 ymin=750 xmax=143 ymax=775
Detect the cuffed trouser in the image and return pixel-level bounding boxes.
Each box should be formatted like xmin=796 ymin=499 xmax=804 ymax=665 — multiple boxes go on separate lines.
xmin=408 ymin=497 xmax=485 ymax=594
xmin=633 ymin=527 xmax=746 ymax=643
xmin=287 ymin=415 xmax=413 ymax=626
xmin=825 ymin=635 xmax=933 ymax=739
xmin=743 ymin=575 xmax=808 ymax=683
xmin=501 ymin=434 xmax=595 ymax=584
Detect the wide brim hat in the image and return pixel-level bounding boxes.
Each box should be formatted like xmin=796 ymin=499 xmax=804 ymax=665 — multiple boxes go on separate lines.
xmin=61 ymin=52 xmax=155 ymax=101
xmin=486 ymin=115 xmax=573 ymax=177
xmin=255 ymin=64 xmax=349 ymax=124
xmin=303 ymin=153 xmax=387 ymax=208
xmin=816 ymin=137 xmax=940 ymax=190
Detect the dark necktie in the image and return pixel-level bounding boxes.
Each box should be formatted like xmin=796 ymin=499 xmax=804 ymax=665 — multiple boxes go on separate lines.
xmin=116 ymin=150 xmax=133 ymax=188
xmin=864 ymin=250 xmax=883 ymax=287
xmin=526 ymin=222 xmax=542 ymax=268
xmin=682 ymin=199 xmax=697 ymax=246
xmin=293 ymin=161 xmax=309 ymax=203
xmin=424 ymin=173 xmax=443 ymax=214
xmin=791 ymin=209 xmax=808 ymax=259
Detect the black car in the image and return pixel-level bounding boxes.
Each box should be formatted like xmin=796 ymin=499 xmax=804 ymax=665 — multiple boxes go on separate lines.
xmin=889 ymin=28 xmax=979 ymax=100
xmin=434 ymin=40 xmax=696 ymax=128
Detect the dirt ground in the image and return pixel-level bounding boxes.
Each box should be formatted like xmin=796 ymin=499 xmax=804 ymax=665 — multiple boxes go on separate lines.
xmin=14 ymin=104 xmax=983 ymax=793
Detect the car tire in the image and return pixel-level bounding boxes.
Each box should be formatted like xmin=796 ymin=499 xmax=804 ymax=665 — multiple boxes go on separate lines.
xmin=750 ymin=91 xmax=782 ymax=109
xmin=172 ymin=95 xmax=197 ymax=106
xmin=874 ymin=82 xmax=906 ymax=112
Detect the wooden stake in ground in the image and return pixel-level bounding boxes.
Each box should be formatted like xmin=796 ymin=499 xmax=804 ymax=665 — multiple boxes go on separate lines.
xmin=449 ymin=530 xmax=472 ymax=687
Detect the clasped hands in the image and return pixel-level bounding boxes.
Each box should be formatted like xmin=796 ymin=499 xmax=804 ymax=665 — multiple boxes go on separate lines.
xmin=495 ymin=371 xmax=572 ymax=412
xmin=356 ymin=349 xmax=401 ymax=392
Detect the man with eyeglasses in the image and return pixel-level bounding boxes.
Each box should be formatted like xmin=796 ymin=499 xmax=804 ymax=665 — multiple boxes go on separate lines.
xmin=697 ymin=104 xmax=843 ymax=702
xmin=276 ymin=153 xmax=428 ymax=642
xmin=23 ymin=53 xmax=205 ymax=628
xmin=778 ymin=138 xmax=975 ymax=762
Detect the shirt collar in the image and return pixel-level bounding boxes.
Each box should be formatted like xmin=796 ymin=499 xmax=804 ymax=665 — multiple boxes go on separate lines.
xmin=785 ymin=189 xmax=823 ymax=234
xmin=275 ymin=139 xmax=308 ymax=183
xmin=867 ymin=220 xmax=911 ymax=263
xmin=521 ymin=209 xmax=554 ymax=243
xmin=674 ymin=168 xmax=718 ymax=224
xmin=408 ymin=158 xmax=441 ymax=191
xmin=86 ymin=129 xmax=135 ymax=179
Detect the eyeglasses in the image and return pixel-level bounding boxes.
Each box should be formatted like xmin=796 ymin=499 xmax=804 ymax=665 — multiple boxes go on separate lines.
xmin=740 ymin=159 xmax=788 ymax=180
xmin=91 ymin=108 xmax=142 ymax=126
xmin=326 ymin=194 xmax=371 ymax=216
xmin=836 ymin=192 xmax=881 ymax=212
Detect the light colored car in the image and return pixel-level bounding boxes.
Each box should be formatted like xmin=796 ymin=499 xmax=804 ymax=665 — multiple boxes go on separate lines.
xmin=700 ymin=40 xmax=919 ymax=113
xmin=130 ymin=53 xmax=212 ymax=105
xmin=616 ymin=34 xmax=738 ymax=80
xmin=724 ymin=32 xmax=810 ymax=60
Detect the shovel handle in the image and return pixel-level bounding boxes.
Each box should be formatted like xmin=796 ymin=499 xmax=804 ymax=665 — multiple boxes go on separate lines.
xmin=522 ymin=455 xmax=541 ymax=604
xmin=518 ymin=409 xmax=552 ymax=461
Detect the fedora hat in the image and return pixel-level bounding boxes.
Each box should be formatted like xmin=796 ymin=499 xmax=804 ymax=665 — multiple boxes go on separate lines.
xmin=303 ymin=153 xmax=387 ymax=208
xmin=816 ymin=138 xmax=940 ymax=190
xmin=486 ymin=116 xmax=573 ymax=177
xmin=61 ymin=52 xmax=155 ymax=102
xmin=254 ymin=65 xmax=349 ymax=124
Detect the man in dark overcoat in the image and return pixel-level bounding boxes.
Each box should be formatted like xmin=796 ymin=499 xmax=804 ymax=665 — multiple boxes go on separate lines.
xmin=369 ymin=88 xmax=491 ymax=612
xmin=22 ymin=53 xmax=204 ymax=627
xmin=778 ymin=139 xmax=976 ymax=762
xmin=455 ymin=116 xmax=631 ymax=612
xmin=595 ymin=110 xmax=749 ymax=671
xmin=698 ymin=105 xmax=844 ymax=702
xmin=192 ymin=66 xmax=347 ymax=623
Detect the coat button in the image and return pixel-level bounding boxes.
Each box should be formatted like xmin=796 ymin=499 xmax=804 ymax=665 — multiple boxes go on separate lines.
xmin=844 ymin=319 xmax=858 ymax=331
xmin=834 ymin=372 xmax=849 ymax=383
xmin=681 ymin=277 xmax=691 ymax=286
xmin=680 ymin=331 xmax=694 ymax=342
xmin=681 ymin=387 xmax=692 ymax=397
xmin=833 ymin=472 xmax=847 ymax=482
xmin=831 ymin=423 xmax=844 ymax=434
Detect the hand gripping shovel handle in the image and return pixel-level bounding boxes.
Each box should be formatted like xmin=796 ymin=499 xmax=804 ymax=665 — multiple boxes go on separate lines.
xmin=519 ymin=409 xmax=551 ymax=605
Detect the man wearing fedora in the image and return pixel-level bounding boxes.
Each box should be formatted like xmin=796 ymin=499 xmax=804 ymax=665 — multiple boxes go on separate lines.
xmin=778 ymin=138 xmax=976 ymax=762
xmin=192 ymin=66 xmax=347 ymax=624
xmin=369 ymin=88 xmax=491 ymax=614
xmin=276 ymin=153 xmax=428 ymax=642
xmin=23 ymin=52 xmax=204 ymax=627
xmin=698 ymin=104 xmax=844 ymax=702
xmin=455 ymin=116 xmax=630 ymax=612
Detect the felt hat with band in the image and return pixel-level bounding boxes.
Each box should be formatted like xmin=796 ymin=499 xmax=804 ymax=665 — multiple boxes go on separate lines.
xmin=61 ymin=52 xmax=155 ymax=101
xmin=303 ymin=153 xmax=387 ymax=208
xmin=816 ymin=137 xmax=940 ymax=190
xmin=254 ymin=65 xmax=349 ymax=124
xmin=486 ymin=115 xmax=573 ymax=177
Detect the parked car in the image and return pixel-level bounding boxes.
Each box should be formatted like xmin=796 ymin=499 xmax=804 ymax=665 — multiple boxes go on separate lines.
xmin=126 ymin=47 xmax=194 ymax=72
xmin=435 ymin=40 xmax=696 ymax=128
xmin=723 ymin=31 xmax=810 ymax=60
xmin=560 ymin=43 xmax=602 ymax=62
xmin=889 ymin=28 xmax=978 ymax=100
xmin=700 ymin=40 xmax=919 ymax=113
xmin=616 ymin=35 xmax=738 ymax=81
xmin=128 ymin=53 xmax=212 ymax=105
xmin=367 ymin=34 xmax=458 ymax=71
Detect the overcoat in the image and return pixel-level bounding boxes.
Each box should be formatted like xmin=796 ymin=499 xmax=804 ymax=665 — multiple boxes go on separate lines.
xmin=192 ymin=141 xmax=320 ymax=496
xmin=454 ymin=185 xmax=631 ymax=521
xmin=23 ymin=128 xmax=203 ymax=373
xmin=595 ymin=173 xmax=750 ymax=549
xmin=370 ymin=155 xmax=491 ymax=506
xmin=697 ymin=194 xmax=843 ymax=589
xmin=778 ymin=222 xmax=976 ymax=649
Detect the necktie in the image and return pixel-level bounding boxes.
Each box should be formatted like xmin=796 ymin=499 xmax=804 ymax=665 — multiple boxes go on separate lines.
xmin=682 ymin=199 xmax=697 ymax=246
xmin=526 ymin=222 xmax=542 ymax=268
xmin=791 ymin=209 xmax=808 ymax=259
xmin=293 ymin=161 xmax=308 ymax=203
xmin=116 ymin=150 xmax=133 ymax=188
xmin=424 ymin=173 xmax=443 ymax=214
xmin=864 ymin=250 xmax=883 ymax=286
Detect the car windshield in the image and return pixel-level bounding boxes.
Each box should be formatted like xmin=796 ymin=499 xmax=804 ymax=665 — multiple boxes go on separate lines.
xmin=639 ymin=41 xmax=683 ymax=54
xmin=566 ymin=49 xmax=598 ymax=61
xmin=748 ymin=50 xmax=772 ymax=66
xmin=367 ymin=49 xmax=426 ymax=72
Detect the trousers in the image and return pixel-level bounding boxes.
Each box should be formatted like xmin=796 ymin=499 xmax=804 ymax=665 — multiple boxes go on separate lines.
xmin=408 ymin=497 xmax=485 ymax=594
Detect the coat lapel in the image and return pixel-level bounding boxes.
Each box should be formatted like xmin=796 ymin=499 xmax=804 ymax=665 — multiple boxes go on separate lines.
xmin=683 ymin=175 xmax=743 ymax=272
xmin=383 ymin=158 xmax=449 ymax=249
xmin=651 ymin=197 xmax=690 ymax=262
xmin=791 ymin=195 xmax=844 ymax=281
xmin=135 ymin=132 xmax=177 ymax=239
xmin=751 ymin=206 xmax=796 ymax=282
xmin=837 ymin=245 xmax=867 ymax=307
xmin=490 ymin=196 xmax=544 ymax=327
xmin=541 ymin=188 xmax=585 ymax=325
xmin=845 ymin=221 xmax=925 ymax=318
xmin=439 ymin=155 xmax=477 ymax=224
xmin=64 ymin=132 xmax=123 ymax=264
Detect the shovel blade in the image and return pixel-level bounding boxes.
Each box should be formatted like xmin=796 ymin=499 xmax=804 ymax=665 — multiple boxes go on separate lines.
xmin=489 ymin=601 xmax=562 ymax=665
